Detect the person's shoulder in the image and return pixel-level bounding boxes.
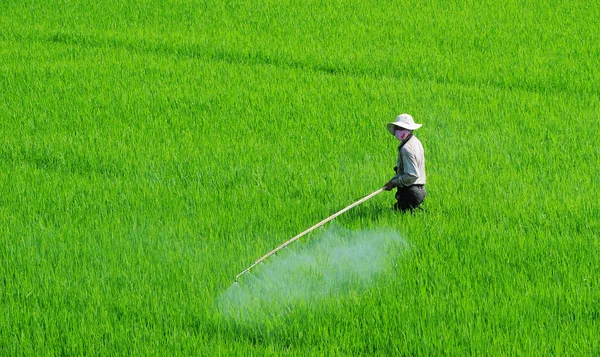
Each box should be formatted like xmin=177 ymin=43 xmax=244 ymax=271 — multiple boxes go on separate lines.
xmin=411 ymin=134 xmax=422 ymax=143
xmin=401 ymin=136 xmax=422 ymax=152
xmin=404 ymin=135 xmax=420 ymax=146
xmin=408 ymin=135 xmax=423 ymax=147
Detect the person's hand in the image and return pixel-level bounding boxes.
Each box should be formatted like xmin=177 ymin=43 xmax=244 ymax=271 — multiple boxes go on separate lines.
xmin=383 ymin=181 xmax=394 ymax=191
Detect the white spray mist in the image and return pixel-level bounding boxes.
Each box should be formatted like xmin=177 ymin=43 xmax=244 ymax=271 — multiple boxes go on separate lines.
xmin=216 ymin=225 xmax=408 ymax=324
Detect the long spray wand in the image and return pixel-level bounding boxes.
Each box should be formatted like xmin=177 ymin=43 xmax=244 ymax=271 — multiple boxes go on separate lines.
xmin=234 ymin=188 xmax=385 ymax=282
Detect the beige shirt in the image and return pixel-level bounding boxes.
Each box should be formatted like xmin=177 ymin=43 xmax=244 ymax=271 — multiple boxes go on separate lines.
xmin=391 ymin=135 xmax=426 ymax=187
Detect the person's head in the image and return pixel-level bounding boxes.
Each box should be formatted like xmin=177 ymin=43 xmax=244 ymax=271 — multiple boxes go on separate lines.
xmin=386 ymin=114 xmax=422 ymax=136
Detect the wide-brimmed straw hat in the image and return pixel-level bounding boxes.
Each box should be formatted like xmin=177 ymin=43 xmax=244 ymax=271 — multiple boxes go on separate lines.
xmin=386 ymin=114 xmax=422 ymax=135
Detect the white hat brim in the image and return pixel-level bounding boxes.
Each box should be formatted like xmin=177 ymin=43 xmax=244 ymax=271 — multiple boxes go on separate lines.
xmin=387 ymin=122 xmax=422 ymax=135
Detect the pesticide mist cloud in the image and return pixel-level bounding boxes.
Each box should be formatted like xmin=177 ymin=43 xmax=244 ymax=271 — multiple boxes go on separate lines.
xmin=217 ymin=225 xmax=408 ymax=323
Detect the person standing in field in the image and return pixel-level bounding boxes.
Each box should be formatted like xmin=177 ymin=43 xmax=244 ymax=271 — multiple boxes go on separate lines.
xmin=383 ymin=114 xmax=426 ymax=212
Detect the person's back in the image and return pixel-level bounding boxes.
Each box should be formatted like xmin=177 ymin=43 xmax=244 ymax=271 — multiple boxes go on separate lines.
xmin=398 ymin=135 xmax=426 ymax=186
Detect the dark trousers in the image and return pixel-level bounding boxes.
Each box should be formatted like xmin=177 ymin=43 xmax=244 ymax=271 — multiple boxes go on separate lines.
xmin=394 ymin=185 xmax=426 ymax=212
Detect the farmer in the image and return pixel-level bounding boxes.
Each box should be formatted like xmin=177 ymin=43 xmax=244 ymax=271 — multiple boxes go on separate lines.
xmin=383 ymin=114 xmax=426 ymax=211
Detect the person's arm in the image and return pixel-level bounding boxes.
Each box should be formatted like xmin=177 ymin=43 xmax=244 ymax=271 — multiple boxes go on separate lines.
xmin=390 ymin=149 xmax=418 ymax=187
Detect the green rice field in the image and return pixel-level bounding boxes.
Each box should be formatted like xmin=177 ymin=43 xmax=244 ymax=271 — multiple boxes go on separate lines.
xmin=1 ymin=0 xmax=599 ymax=355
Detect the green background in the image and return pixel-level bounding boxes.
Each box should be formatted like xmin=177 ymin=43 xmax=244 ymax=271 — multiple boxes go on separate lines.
xmin=1 ymin=0 xmax=599 ymax=355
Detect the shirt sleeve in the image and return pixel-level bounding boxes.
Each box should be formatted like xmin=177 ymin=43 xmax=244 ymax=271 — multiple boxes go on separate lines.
xmin=390 ymin=149 xmax=419 ymax=187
